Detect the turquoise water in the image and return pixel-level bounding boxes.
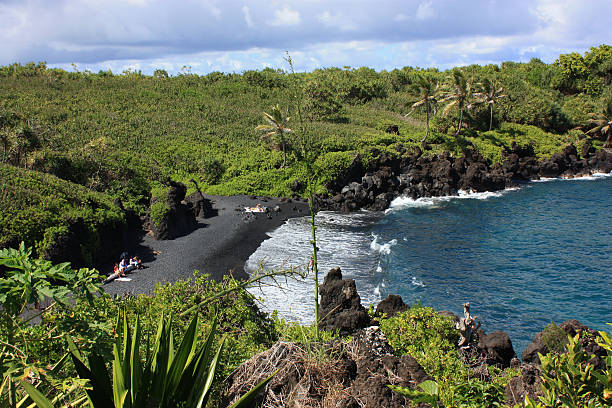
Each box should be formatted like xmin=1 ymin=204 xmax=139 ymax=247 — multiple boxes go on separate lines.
xmin=247 ymin=175 xmax=612 ymax=355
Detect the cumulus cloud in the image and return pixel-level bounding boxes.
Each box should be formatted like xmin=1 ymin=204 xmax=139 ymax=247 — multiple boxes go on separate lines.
xmin=416 ymin=1 xmax=435 ymax=21
xmin=270 ymin=6 xmax=301 ymax=26
xmin=0 ymin=0 xmax=610 ymax=73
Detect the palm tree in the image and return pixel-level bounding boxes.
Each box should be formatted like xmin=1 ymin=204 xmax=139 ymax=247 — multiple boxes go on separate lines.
xmin=474 ymin=78 xmax=507 ymax=131
xmin=440 ymin=70 xmax=473 ymax=136
xmin=408 ymin=73 xmax=440 ymax=142
xmin=256 ymin=105 xmax=293 ymax=167
xmin=587 ymin=96 xmax=612 ymax=148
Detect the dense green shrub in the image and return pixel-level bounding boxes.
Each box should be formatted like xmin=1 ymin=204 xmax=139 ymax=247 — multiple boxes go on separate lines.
xmin=1 ymin=49 xmax=610 ymax=252
xmin=0 ymin=164 xmax=125 ymax=261
xmin=379 ymin=305 xmax=513 ymax=407
xmin=541 ymin=322 xmax=569 ymax=355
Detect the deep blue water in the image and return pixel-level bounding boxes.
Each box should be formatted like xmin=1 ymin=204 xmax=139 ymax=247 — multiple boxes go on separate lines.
xmin=247 ymin=175 xmax=612 ymax=355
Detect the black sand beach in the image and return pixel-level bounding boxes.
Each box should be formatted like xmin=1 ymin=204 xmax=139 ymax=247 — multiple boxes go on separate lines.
xmin=104 ymin=194 xmax=309 ymax=297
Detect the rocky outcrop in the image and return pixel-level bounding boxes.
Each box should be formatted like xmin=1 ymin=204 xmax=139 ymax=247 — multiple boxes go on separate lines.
xmin=41 ymin=199 xmax=132 ymax=268
xmin=318 ymin=267 xmax=370 ymax=335
xmin=476 ymin=330 xmax=516 ymax=368
xmin=375 ymin=294 xmax=410 ymax=318
xmin=184 ymin=191 xmax=214 ymax=218
xmin=522 ymin=319 xmax=607 ymax=368
xmin=316 ymin=143 xmax=612 ymax=213
xmin=504 ymin=361 xmax=543 ymax=406
xmin=149 ymin=181 xmax=197 ymax=240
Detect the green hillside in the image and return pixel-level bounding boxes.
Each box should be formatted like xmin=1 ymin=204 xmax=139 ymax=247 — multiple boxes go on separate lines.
xmin=1 ymin=45 xmax=611 ymax=256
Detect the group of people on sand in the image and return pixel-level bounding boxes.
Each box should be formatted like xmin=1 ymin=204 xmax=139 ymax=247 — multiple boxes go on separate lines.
xmin=105 ymin=252 xmax=145 ymax=283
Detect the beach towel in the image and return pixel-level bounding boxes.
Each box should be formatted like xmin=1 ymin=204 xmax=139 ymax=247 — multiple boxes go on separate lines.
xmin=245 ymin=206 xmax=267 ymax=213
xmin=115 ymin=277 xmax=132 ymax=282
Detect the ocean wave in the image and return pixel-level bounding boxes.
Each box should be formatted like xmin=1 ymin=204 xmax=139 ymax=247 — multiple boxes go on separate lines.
xmin=370 ymin=235 xmax=397 ymax=255
xmin=532 ymin=171 xmax=612 ymax=183
xmin=412 ymin=277 xmax=425 ymax=287
xmin=387 ymin=187 xmax=518 ymax=212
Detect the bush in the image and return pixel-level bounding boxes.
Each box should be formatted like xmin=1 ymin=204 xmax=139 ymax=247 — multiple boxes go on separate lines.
xmin=380 ymin=305 xmax=512 ymax=407
xmin=541 ymin=322 xmax=569 ymax=355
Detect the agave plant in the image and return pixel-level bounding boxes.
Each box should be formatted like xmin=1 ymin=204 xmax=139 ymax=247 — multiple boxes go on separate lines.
xmin=587 ymin=96 xmax=612 ymax=148
xmin=22 ymin=313 xmax=274 ymax=408
xmin=256 ymin=105 xmax=292 ymax=167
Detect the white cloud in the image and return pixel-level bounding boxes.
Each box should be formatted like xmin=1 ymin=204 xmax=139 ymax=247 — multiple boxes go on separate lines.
xmin=242 ymin=5 xmax=254 ymax=28
xmin=0 ymin=0 xmax=610 ymax=75
xmin=416 ymin=1 xmax=435 ymax=20
xmin=269 ymin=6 xmax=301 ymax=26
xmin=317 ymin=10 xmax=357 ymax=31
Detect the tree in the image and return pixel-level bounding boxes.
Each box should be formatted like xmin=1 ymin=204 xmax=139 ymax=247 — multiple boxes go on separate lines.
xmin=587 ymin=95 xmax=612 ymax=148
xmin=408 ymin=73 xmax=441 ymax=142
xmin=256 ymin=105 xmax=293 ymax=168
xmin=440 ymin=70 xmax=473 ymax=136
xmin=474 ymin=78 xmax=507 ymax=131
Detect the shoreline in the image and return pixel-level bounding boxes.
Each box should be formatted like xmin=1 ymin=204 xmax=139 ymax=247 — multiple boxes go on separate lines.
xmin=103 ymin=194 xmax=309 ymax=297
xmin=104 ymin=171 xmax=612 ymax=298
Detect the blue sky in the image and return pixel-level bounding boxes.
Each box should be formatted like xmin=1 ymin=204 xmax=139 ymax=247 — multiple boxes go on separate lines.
xmin=1 ymin=0 xmax=611 ymax=75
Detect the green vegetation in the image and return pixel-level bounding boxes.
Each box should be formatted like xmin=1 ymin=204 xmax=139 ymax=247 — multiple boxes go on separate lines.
xmin=0 ymin=245 xmax=281 ymax=407
xmin=2 ymin=246 xmax=611 ymax=407
xmin=522 ymin=329 xmax=612 ymax=408
xmin=541 ymin=322 xmax=570 ymax=355
xmin=379 ymin=305 xmax=514 ymax=407
xmin=1 ymin=46 xmax=611 ymax=254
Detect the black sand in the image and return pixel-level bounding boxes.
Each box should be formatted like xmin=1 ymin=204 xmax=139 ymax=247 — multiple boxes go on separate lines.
xmin=104 ymin=194 xmax=309 ymax=297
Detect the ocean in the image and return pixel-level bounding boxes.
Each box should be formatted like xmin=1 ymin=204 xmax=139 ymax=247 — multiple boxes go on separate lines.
xmin=246 ymin=173 xmax=612 ymax=355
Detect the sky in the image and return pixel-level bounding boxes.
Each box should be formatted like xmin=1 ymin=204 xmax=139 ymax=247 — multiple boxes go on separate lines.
xmin=1 ymin=0 xmax=611 ymax=75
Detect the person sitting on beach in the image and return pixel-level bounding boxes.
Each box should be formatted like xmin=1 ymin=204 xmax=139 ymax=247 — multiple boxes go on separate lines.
xmin=114 ymin=263 xmax=125 ymax=277
xmin=119 ymin=256 xmax=130 ymax=274
xmin=130 ymin=256 xmax=143 ymax=269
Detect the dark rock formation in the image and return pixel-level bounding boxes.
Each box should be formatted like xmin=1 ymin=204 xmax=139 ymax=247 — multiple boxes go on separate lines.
xmin=149 ymin=181 xmax=197 ymax=240
xmin=184 ymin=191 xmax=214 ymax=218
xmin=375 ymin=294 xmax=410 ymax=318
xmin=316 ymin=144 xmax=612 ymax=214
xmin=347 ymin=327 xmax=432 ymax=408
xmin=318 ymin=267 xmax=370 ymax=335
xmin=504 ymin=363 xmax=543 ymax=406
xmin=522 ymin=319 xmax=607 ymax=368
xmin=476 ymin=330 xmax=516 ymax=368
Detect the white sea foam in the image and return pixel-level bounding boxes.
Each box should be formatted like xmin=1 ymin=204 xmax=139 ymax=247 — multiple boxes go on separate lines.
xmin=370 ymin=235 xmax=397 ymax=255
xmin=246 ymin=212 xmax=381 ymax=323
xmin=532 ymin=171 xmax=612 ymax=183
xmin=387 ymin=187 xmax=518 ymax=212
xmin=566 ymin=171 xmax=612 ymax=181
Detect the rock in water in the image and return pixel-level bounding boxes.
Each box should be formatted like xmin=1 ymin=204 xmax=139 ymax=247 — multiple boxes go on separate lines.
xmin=318 ymin=267 xmax=370 ymax=335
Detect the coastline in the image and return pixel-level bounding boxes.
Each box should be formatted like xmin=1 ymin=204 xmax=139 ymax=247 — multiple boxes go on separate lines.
xmin=103 ymin=194 xmax=309 ymax=297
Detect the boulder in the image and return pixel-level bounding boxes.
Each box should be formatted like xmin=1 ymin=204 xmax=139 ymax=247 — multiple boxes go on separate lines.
xmin=477 ymin=331 xmax=516 ymax=368
xmin=318 ymin=268 xmax=370 ymax=335
xmin=504 ymin=363 xmax=543 ymax=406
xmin=522 ymin=319 xmax=606 ymax=367
xmin=149 ymin=181 xmax=197 ymax=240
xmin=224 ymin=326 xmax=432 ymax=408
xmin=376 ymin=294 xmax=410 ymax=318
